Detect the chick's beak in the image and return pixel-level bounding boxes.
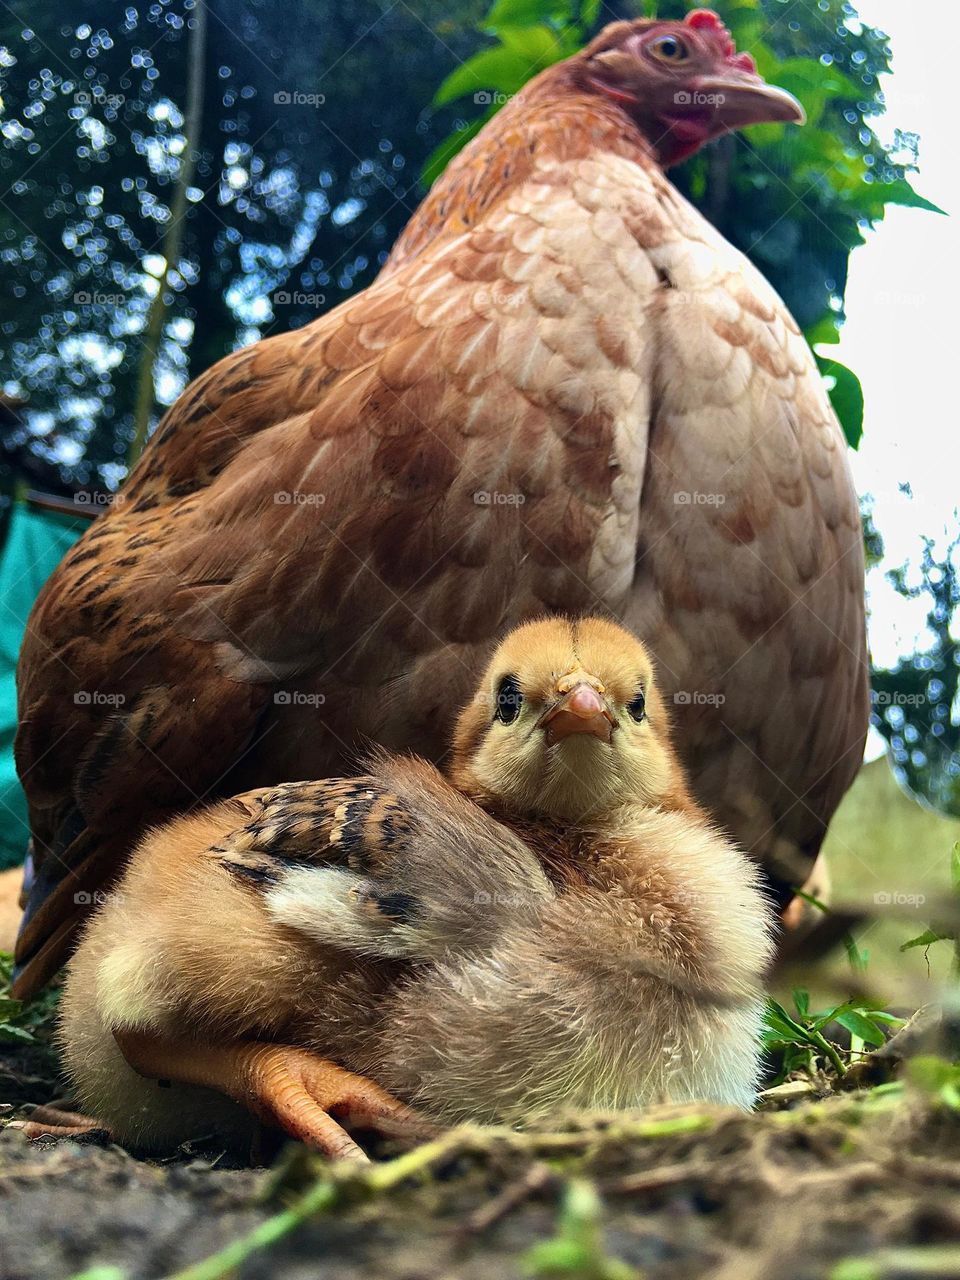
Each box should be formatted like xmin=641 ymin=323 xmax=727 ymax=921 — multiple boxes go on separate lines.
xmin=540 ymin=682 xmax=614 ymax=746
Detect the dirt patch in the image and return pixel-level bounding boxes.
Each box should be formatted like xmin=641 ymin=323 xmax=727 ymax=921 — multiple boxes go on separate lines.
xmin=2 ymin=1058 xmax=960 ymax=1280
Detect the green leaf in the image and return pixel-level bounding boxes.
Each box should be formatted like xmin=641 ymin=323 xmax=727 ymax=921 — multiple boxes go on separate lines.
xmin=763 ymin=999 xmax=813 ymax=1044
xmin=792 ymin=988 xmax=810 ymax=1019
xmin=0 ymin=1024 xmax=35 ymax=1043
xmin=579 ymin=0 xmax=601 ymax=27
xmin=498 ymin=23 xmax=572 ymax=65
xmin=815 ymin=355 xmax=864 ymax=449
xmin=880 ymin=178 xmax=947 ymax=217
xmin=900 ymin=928 xmax=950 ymax=953
xmin=868 ymin=1011 xmax=906 ymax=1026
xmin=433 ymin=46 xmax=533 ymax=107
xmin=951 ymin=842 xmax=960 ymax=895
xmin=805 ymin=314 xmax=841 ymax=347
xmin=833 ymin=1008 xmax=886 ymax=1048
xmin=484 ymin=0 xmax=573 ymax=30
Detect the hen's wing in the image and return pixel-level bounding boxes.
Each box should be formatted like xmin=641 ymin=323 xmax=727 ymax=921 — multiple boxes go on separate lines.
xmin=14 ymin=166 xmax=654 ymax=994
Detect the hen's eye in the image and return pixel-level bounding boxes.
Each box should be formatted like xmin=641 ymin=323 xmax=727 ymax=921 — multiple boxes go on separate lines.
xmin=627 ymin=691 xmax=646 ymax=723
xmin=650 ymin=34 xmax=688 ymax=62
xmin=495 ymin=675 xmax=523 ymax=725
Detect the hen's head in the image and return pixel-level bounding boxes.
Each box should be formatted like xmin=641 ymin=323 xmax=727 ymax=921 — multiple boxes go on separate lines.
xmin=572 ymin=9 xmax=804 ymax=166
xmin=451 ymin=616 xmax=688 ymax=824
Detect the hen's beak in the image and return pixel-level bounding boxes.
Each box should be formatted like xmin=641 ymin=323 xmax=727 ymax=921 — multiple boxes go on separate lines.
xmin=685 ymin=74 xmax=805 ymax=127
xmin=540 ymin=679 xmax=614 ymax=746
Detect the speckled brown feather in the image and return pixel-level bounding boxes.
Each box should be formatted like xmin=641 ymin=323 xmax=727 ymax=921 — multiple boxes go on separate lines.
xmin=14 ymin=27 xmax=866 ymax=995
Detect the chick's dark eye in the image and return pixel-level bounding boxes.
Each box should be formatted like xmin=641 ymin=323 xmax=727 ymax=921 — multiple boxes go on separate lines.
xmin=495 ymin=674 xmax=523 ymax=725
xmin=627 ymin=691 xmax=646 ymax=723
xmin=651 ymin=34 xmax=688 ymax=61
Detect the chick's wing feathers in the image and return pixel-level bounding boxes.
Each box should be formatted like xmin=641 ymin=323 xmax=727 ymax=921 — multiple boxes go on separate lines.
xmin=214 ymin=759 xmax=553 ymax=962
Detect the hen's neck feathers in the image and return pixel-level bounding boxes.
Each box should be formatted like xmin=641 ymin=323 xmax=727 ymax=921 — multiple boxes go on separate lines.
xmin=386 ymin=66 xmax=655 ymax=272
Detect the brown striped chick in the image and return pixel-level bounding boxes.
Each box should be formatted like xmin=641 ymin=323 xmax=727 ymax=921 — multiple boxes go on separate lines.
xmin=53 ymin=617 xmax=773 ymax=1158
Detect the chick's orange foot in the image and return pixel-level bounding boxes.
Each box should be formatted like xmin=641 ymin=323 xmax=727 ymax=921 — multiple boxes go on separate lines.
xmin=11 ymin=1102 xmax=113 ymax=1143
xmin=115 ymin=1031 xmax=432 ymax=1161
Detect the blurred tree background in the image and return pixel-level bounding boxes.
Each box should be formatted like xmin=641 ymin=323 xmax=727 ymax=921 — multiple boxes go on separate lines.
xmin=0 ymin=0 xmax=955 ymax=815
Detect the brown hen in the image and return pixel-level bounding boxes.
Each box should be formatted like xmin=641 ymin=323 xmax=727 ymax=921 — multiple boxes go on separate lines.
xmin=13 ymin=9 xmax=867 ymax=996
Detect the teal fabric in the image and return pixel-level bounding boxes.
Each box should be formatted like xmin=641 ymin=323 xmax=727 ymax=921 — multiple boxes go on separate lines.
xmin=0 ymin=503 xmax=84 ymax=869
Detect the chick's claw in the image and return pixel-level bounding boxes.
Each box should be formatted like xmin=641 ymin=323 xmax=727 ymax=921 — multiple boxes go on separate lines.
xmin=248 ymin=1048 xmax=434 ymax=1159
xmin=114 ymin=1030 xmax=433 ymax=1161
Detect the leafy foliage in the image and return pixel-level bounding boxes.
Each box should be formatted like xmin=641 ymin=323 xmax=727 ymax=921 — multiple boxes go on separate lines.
xmin=0 ymin=949 xmax=58 ymax=1042
xmin=763 ymin=988 xmax=904 ymax=1084
xmin=0 ymin=0 xmax=484 ymax=493
xmin=872 ymin=538 xmax=960 ymax=816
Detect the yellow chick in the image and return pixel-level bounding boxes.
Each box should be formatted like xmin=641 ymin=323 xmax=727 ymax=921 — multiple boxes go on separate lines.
xmin=51 ymin=617 xmax=773 ymax=1159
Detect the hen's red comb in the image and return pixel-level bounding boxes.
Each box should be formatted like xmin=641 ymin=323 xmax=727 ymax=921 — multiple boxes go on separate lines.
xmin=684 ymin=9 xmax=757 ymax=74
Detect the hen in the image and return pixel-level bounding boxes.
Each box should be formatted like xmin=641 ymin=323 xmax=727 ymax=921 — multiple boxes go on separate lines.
xmin=53 ymin=617 xmax=772 ymax=1157
xmin=13 ymin=9 xmax=867 ymax=996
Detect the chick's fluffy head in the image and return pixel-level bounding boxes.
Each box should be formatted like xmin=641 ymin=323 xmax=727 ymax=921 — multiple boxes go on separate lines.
xmin=451 ymin=616 xmax=692 ymax=823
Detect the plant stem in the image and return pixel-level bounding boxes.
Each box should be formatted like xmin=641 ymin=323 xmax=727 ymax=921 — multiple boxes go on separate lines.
xmin=164 ymin=1177 xmax=338 ymax=1280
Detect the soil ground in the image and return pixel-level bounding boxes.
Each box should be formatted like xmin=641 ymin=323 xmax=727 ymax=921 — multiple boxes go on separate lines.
xmin=2 ymin=1025 xmax=960 ymax=1280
